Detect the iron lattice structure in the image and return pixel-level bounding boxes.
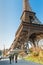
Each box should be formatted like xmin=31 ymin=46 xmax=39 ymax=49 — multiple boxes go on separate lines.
xmin=9 ymin=0 xmax=43 ymax=52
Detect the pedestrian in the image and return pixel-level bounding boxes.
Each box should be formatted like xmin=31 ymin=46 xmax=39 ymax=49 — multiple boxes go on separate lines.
xmin=9 ymin=55 xmax=12 ymax=64
xmin=15 ymin=55 xmax=17 ymax=63
xmin=12 ymin=55 xmax=14 ymax=62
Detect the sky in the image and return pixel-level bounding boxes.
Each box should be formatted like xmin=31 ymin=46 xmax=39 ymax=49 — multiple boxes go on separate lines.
xmin=0 ymin=0 xmax=43 ymax=50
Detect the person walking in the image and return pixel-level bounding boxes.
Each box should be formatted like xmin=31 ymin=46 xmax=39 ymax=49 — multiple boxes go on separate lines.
xmin=12 ymin=55 xmax=14 ymax=62
xmin=15 ymin=55 xmax=18 ymax=63
xmin=9 ymin=55 xmax=12 ymax=64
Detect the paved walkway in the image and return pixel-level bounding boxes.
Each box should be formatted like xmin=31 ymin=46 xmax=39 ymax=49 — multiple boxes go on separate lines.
xmin=0 ymin=59 xmax=42 ymax=65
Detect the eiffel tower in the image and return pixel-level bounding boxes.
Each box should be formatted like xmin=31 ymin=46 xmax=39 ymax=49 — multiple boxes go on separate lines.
xmin=9 ymin=0 xmax=43 ymax=51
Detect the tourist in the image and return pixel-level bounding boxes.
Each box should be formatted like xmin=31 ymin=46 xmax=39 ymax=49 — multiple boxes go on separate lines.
xmin=9 ymin=55 xmax=12 ymax=64
xmin=15 ymin=55 xmax=17 ymax=63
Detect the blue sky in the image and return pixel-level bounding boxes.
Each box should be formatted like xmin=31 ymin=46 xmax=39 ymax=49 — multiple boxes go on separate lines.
xmin=0 ymin=0 xmax=43 ymax=50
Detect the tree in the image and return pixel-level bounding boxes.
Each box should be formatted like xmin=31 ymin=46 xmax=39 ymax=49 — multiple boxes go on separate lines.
xmin=0 ymin=50 xmax=2 ymax=56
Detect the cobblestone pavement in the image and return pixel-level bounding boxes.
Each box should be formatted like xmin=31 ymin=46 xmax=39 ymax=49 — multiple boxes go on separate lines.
xmin=0 ymin=59 xmax=42 ymax=65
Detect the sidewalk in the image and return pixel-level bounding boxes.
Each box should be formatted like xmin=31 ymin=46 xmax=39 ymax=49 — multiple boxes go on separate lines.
xmin=0 ymin=59 xmax=42 ymax=65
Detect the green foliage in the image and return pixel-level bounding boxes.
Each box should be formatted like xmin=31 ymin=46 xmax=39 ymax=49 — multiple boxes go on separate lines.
xmin=23 ymin=50 xmax=43 ymax=64
xmin=24 ymin=56 xmax=43 ymax=64
xmin=29 ymin=48 xmax=33 ymax=53
xmin=33 ymin=51 xmax=39 ymax=56
xmin=0 ymin=50 xmax=2 ymax=56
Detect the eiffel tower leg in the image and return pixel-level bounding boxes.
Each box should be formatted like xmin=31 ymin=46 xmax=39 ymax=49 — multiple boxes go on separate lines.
xmin=32 ymin=40 xmax=36 ymax=47
xmin=21 ymin=43 xmax=24 ymax=49
xmin=36 ymin=39 xmax=39 ymax=47
xmin=29 ymin=39 xmax=36 ymax=47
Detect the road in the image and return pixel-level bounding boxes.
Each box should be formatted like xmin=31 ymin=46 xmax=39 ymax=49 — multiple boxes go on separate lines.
xmin=0 ymin=59 xmax=42 ymax=65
